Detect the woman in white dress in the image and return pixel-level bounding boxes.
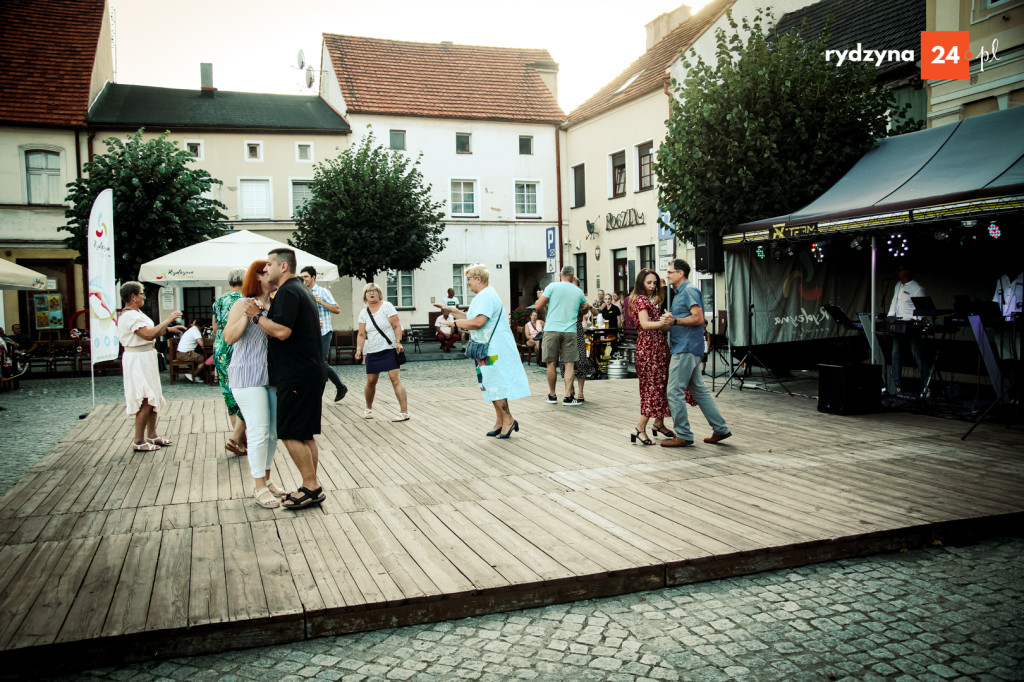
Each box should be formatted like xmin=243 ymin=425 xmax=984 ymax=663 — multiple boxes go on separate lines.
xmin=117 ymin=281 xmax=185 ymax=452
xmin=435 ymin=264 xmax=530 ymax=439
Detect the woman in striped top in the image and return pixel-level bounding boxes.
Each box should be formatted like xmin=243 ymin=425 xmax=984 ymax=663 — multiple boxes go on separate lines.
xmin=223 ymin=260 xmax=290 ymax=508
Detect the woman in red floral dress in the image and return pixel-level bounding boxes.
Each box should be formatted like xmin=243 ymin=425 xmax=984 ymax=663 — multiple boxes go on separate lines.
xmin=628 ymin=269 xmax=675 ymax=444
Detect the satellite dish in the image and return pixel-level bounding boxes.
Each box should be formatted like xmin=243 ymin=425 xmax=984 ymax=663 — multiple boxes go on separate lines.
xmin=305 ymin=65 xmax=314 ymax=89
xmin=297 ymin=49 xmax=305 ymax=69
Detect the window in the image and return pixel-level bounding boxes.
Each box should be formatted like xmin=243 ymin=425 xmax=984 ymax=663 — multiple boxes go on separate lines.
xmin=452 ymin=264 xmax=477 ymax=305
xmin=572 ymin=164 xmax=585 ymax=208
xmin=386 ymin=270 xmax=414 ymax=307
xmin=244 ymin=141 xmax=263 ymax=162
xmin=25 ymin=151 xmax=61 ymax=204
xmin=515 ymin=182 xmax=539 ymax=217
xmin=638 ymin=244 xmax=655 ymax=272
xmin=456 ymin=132 xmax=472 ymax=154
xmin=611 ymin=151 xmax=626 ymax=198
xmin=575 ymin=254 xmax=588 ymax=295
xmin=239 ymin=179 xmax=271 ymax=219
xmin=519 ymin=136 xmax=533 ymax=154
xmin=185 ymin=140 xmax=203 ymax=160
xmin=390 ymin=130 xmax=406 ymax=150
xmin=450 ymin=180 xmax=476 ymax=216
xmin=637 ymin=142 xmax=654 ymax=191
xmin=291 ymin=180 xmax=313 ymax=216
xmin=296 ymin=142 xmax=313 ymax=162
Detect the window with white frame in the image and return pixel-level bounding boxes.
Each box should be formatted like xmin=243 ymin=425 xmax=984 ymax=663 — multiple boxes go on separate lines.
xmin=452 ymin=264 xmax=477 ymax=305
xmin=386 ymin=269 xmax=414 ymax=307
xmin=244 ymin=141 xmax=263 ymax=162
xmin=239 ymin=179 xmax=271 ymax=219
xmin=572 ymin=164 xmax=585 ymax=208
xmin=390 ymin=130 xmax=406 ymax=150
xmin=637 ymin=142 xmax=654 ymax=191
xmin=515 ymin=181 xmax=539 ymax=218
xmin=296 ymin=142 xmax=313 ymax=162
xmin=610 ymin=151 xmax=626 ymax=198
xmin=185 ymin=140 xmax=203 ymax=160
xmin=291 ymin=180 xmax=313 ymax=216
xmin=450 ymin=180 xmax=476 ymax=216
xmin=25 ymin=150 xmax=62 ymax=204
xmin=456 ymin=132 xmax=472 ymax=154
xmin=519 ymin=136 xmax=533 ymax=155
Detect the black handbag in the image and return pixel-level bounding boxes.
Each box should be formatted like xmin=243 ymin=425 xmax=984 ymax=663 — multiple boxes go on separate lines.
xmin=366 ymin=307 xmax=406 ymax=365
xmin=465 ymin=305 xmax=502 ymax=360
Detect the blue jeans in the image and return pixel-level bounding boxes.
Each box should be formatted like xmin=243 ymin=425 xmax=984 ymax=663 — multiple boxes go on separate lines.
xmin=891 ymin=336 xmax=929 ymax=392
xmin=321 ymin=332 xmax=344 ymax=390
xmin=667 ymin=352 xmax=729 ymax=442
xmin=232 ymin=386 xmax=278 ymax=479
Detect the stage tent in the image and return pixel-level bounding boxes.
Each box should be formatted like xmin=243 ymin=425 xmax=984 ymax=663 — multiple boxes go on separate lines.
xmin=0 ymin=259 xmax=47 ymax=291
xmin=721 ymin=105 xmax=1024 ymax=353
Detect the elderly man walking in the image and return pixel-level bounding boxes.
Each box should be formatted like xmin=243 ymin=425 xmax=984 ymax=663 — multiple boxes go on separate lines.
xmin=246 ymin=248 xmax=328 ymax=508
xmin=535 ymin=265 xmax=586 ymax=405
xmin=660 ymin=258 xmax=732 ymax=447
xmin=300 ymin=266 xmax=348 ymax=402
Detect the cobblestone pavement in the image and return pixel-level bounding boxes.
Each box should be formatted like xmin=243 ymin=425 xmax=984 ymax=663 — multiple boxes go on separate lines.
xmin=0 ymin=360 xmax=498 ymax=494
xmin=36 ymin=537 xmax=1021 ymax=681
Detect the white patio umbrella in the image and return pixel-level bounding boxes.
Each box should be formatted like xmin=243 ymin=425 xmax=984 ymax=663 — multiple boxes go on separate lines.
xmin=0 ymin=259 xmax=47 ymax=291
xmin=138 ymin=230 xmax=339 ymax=283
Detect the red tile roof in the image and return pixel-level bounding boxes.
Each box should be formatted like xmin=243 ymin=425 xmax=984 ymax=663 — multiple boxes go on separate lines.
xmin=323 ymin=34 xmax=565 ymax=124
xmin=0 ymin=0 xmax=106 ymax=127
xmin=566 ymin=0 xmax=735 ymax=125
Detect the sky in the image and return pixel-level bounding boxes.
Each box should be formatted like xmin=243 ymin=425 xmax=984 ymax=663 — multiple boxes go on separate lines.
xmin=109 ymin=0 xmax=711 ymax=114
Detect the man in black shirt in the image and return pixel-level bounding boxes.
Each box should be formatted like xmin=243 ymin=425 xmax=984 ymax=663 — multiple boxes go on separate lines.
xmin=246 ymin=247 xmax=327 ymax=509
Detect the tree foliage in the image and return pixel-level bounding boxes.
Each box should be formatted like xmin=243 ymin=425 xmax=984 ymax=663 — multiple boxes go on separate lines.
xmin=62 ymin=130 xmax=228 ymax=285
xmin=655 ymin=9 xmax=921 ymax=243
xmin=291 ymin=131 xmax=447 ymax=283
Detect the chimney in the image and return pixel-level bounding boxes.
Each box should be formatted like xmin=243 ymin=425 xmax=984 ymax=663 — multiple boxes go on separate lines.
xmin=646 ymin=4 xmax=693 ymax=50
xmin=201 ymin=63 xmax=215 ymax=95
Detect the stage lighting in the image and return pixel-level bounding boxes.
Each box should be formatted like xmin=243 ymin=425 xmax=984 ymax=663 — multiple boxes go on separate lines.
xmin=933 ymin=229 xmax=949 ymax=240
xmin=850 ymin=236 xmax=864 ymax=251
xmin=962 ymin=219 xmax=977 ymax=228
xmin=811 ymin=240 xmax=828 ymax=262
xmin=772 ymin=241 xmax=785 ymax=263
xmin=887 ymin=233 xmax=909 ymax=257
xmin=755 ymin=244 xmax=766 ymax=260
xmin=988 ymin=221 xmax=1001 ymax=239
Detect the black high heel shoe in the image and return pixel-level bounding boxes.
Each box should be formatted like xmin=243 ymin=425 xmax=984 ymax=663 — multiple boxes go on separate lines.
xmin=652 ymin=424 xmax=675 ymax=438
xmin=631 ymin=428 xmax=653 ymax=445
xmin=486 ymin=427 xmax=502 ymax=437
xmin=497 ymin=420 xmax=519 ymax=439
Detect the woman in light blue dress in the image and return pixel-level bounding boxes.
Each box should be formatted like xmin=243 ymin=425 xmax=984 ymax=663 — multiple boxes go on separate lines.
xmin=435 ymin=264 xmax=530 ymax=439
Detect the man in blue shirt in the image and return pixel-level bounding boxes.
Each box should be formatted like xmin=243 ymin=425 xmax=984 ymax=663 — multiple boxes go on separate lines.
xmin=535 ymin=265 xmax=587 ymax=405
xmin=660 ymin=258 xmax=731 ymax=447
xmin=301 ymin=266 xmax=348 ymax=402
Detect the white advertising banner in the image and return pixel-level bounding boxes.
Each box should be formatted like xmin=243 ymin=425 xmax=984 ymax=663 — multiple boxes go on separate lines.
xmin=87 ymin=189 xmax=118 ymax=363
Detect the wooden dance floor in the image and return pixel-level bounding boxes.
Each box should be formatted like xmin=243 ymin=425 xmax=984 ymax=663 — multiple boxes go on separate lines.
xmin=1 ymin=376 xmax=1021 ymax=669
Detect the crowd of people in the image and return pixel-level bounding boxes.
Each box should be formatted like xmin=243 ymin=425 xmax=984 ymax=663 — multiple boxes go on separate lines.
xmin=109 ymin=255 xmax=732 ymax=511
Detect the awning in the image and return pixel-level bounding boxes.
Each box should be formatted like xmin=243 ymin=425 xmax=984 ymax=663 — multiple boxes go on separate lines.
xmin=138 ymin=230 xmax=339 ymax=284
xmin=0 ymin=259 xmax=47 ymax=291
xmin=730 ymin=105 xmax=1024 ymax=242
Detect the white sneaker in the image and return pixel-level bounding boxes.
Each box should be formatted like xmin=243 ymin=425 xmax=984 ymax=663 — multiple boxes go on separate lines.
xmin=184 ymin=373 xmax=193 ymax=382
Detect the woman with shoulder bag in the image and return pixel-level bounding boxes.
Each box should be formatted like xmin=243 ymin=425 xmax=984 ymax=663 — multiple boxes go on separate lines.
xmin=354 ymin=282 xmax=410 ymax=422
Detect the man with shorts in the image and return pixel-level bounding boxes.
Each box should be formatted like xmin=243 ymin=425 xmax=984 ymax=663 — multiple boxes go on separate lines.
xmin=535 ymin=265 xmax=586 ymax=405
xmin=246 ymin=248 xmax=328 ymax=508
xmin=300 ymin=265 xmax=348 ymax=402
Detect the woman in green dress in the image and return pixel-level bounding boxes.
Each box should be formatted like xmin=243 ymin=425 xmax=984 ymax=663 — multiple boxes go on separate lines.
xmin=212 ymin=268 xmax=246 ymax=454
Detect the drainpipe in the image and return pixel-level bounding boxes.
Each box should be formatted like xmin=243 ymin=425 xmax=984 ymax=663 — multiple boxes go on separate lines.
xmin=75 ymin=128 xmax=82 ymax=177
xmin=555 ymin=124 xmax=563 ymax=268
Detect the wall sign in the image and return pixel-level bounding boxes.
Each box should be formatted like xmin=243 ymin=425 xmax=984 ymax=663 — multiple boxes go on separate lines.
xmin=606 ymin=208 xmax=645 ymax=230
xmin=595 ymin=246 xmax=601 ymax=261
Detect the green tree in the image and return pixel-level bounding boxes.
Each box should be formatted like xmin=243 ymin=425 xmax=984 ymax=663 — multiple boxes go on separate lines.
xmin=655 ymin=9 xmax=921 ymax=243
xmin=291 ymin=131 xmax=447 ymax=283
xmin=62 ymin=130 xmax=228 ymax=284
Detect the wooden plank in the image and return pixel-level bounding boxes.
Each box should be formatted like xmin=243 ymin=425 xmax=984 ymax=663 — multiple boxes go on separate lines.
xmin=161 ymin=504 xmax=191 ymax=530
xmin=145 ymin=527 xmax=192 ymax=632
xmin=101 ymin=530 xmax=162 ymax=637
xmin=276 ymin=517 xmax=327 ymax=613
xmin=349 ymin=510 xmax=438 ymax=600
xmin=221 ymin=521 xmax=269 ymax=621
xmin=322 ymin=514 xmax=404 ymax=605
xmin=402 ymin=505 xmax=508 ymax=590
xmin=375 ymin=507 xmax=475 ymax=596
xmin=188 ymin=524 xmax=228 ymax=627
xmin=249 ymin=520 xmax=302 ymax=617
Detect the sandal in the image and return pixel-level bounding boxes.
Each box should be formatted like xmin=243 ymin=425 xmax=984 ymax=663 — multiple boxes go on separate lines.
xmin=253 ymin=487 xmax=280 ymax=508
xmin=147 ymin=436 xmax=172 ymax=446
xmin=282 ymin=486 xmax=326 ymax=510
xmin=225 ymin=439 xmax=247 ymax=456
xmin=363 ymin=409 xmax=374 ymax=420
xmin=392 ymin=413 xmax=410 ymax=422
xmin=266 ymin=481 xmax=290 ymax=497
xmin=132 ymin=441 xmax=160 ymax=452
xmin=652 ymin=424 xmax=676 ymax=438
